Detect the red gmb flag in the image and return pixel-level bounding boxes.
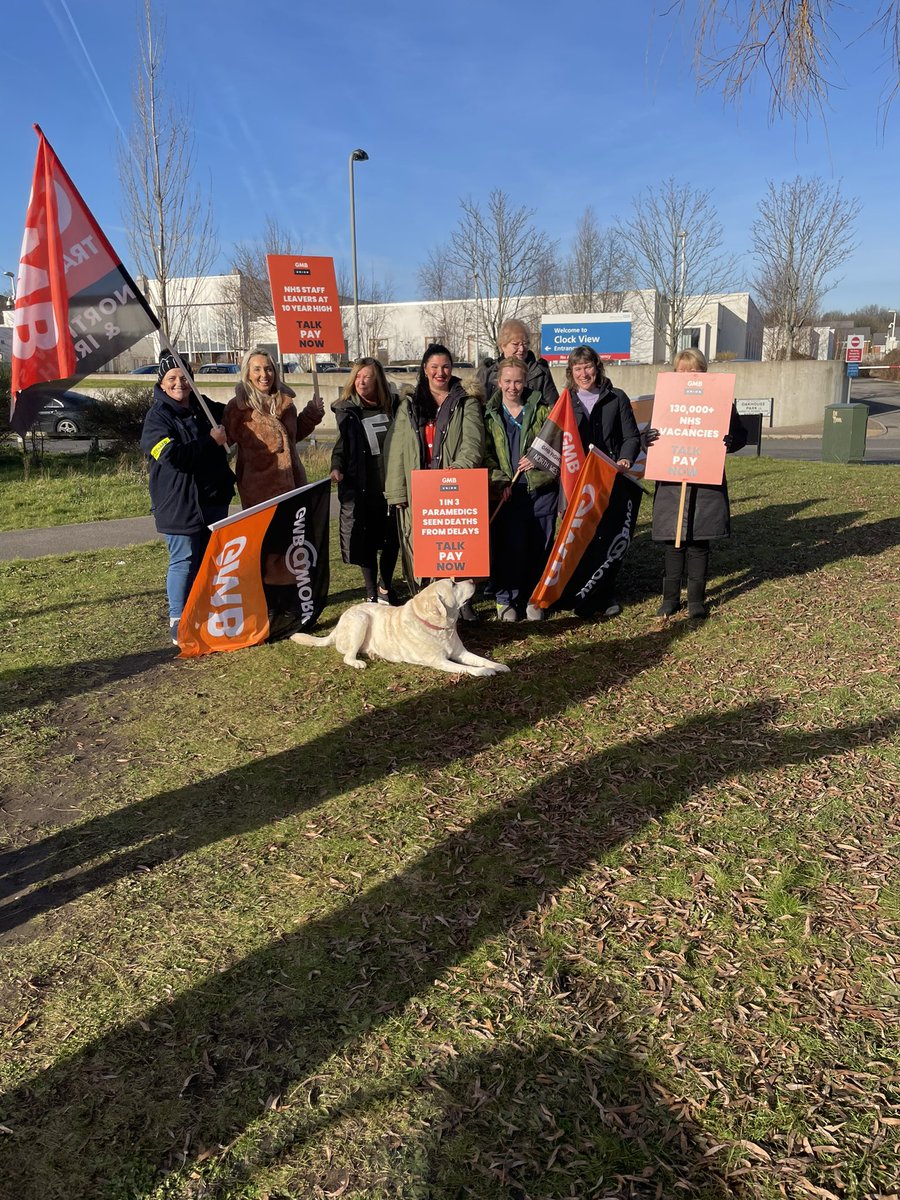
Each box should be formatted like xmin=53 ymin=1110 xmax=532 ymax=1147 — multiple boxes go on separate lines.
xmin=9 ymin=125 xmax=159 ymax=435
xmin=525 ymin=388 xmax=585 ymax=507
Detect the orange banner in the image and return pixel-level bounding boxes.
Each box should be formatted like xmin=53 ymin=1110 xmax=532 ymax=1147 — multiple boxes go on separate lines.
xmin=644 ymin=372 xmax=735 ymax=486
xmin=177 ymin=507 xmax=275 ymax=657
xmin=410 ymin=468 xmax=491 ymax=579
xmin=266 ymin=254 xmax=345 ymax=357
xmin=530 ymin=448 xmax=619 ymax=609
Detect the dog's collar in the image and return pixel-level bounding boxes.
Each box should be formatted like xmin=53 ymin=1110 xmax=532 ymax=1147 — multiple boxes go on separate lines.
xmin=413 ymin=611 xmax=448 ymax=633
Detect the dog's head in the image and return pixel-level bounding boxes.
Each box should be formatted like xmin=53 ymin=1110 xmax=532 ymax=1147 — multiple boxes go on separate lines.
xmin=412 ymin=578 xmax=474 ymax=627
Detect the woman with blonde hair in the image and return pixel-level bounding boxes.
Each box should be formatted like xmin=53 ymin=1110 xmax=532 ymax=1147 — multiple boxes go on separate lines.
xmin=476 ymin=318 xmax=559 ymax=406
xmin=224 ymin=349 xmax=324 ymax=509
xmin=329 ymin=357 xmax=400 ymax=604
xmin=650 ymin=348 xmax=746 ymax=618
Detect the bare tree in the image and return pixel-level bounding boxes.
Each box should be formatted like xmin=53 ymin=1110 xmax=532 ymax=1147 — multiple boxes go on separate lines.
xmin=229 ymin=216 xmax=298 ymax=325
xmin=439 ymin=190 xmax=556 ymax=350
xmin=118 ymin=0 xmax=217 ymax=343
xmin=670 ymin=0 xmax=900 ymax=121
xmin=562 ymin=207 xmax=631 ymax=313
xmin=618 ymin=179 xmax=738 ymax=360
xmin=417 ymin=248 xmax=471 ymax=359
xmin=752 ymin=176 xmax=860 ymax=359
xmin=356 ymin=269 xmax=397 ymax=357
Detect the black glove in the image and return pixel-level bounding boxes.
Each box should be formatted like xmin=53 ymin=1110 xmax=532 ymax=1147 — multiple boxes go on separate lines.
xmin=643 ymin=427 xmax=660 ymax=447
xmin=723 ymin=434 xmax=734 ymax=450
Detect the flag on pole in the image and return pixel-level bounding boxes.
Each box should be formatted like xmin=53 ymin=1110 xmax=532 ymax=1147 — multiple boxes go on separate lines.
xmin=530 ymin=447 xmax=643 ymax=615
xmin=526 ymin=388 xmax=585 ymax=507
xmin=9 ymin=125 xmax=159 ymax=435
xmin=177 ymin=479 xmax=331 ymax=658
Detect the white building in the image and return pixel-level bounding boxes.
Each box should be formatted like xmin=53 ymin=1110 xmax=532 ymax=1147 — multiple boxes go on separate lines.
xmin=306 ymin=288 xmax=763 ymax=365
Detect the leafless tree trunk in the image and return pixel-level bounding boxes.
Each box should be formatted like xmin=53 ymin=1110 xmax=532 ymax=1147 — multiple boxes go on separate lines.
xmin=618 ymin=179 xmax=738 ymax=360
xmin=562 ymin=207 xmax=631 ymax=314
xmin=228 ymin=215 xmax=298 ymax=337
xmin=435 ymin=190 xmax=555 ymax=351
xmin=118 ymin=0 xmax=217 ymax=346
xmin=417 ymin=249 xmax=470 ymax=359
xmin=355 ymin=269 xmax=397 ymax=357
xmin=751 ymin=175 xmax=860 ymax=360
xmin=669 ymin=0 xmax=900 ymax=122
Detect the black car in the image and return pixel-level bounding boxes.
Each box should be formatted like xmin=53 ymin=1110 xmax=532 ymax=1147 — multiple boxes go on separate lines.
xmin=30 ymin=391 xmax=96 ymax=436
xmin=130 ymin=364 xmax=159 ymax=375
xmin=197 ymin=362 xmax=239 ymax=375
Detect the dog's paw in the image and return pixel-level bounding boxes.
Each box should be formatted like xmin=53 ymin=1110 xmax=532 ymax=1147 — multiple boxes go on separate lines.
xmin=492 ymin=662 xmax=511 ymax=673
xmin=345 ymin=658 xmax=367 ymax=670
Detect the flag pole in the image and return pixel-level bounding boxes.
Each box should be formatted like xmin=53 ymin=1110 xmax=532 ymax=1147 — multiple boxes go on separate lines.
xmin=156 ymin=329 xmax=219 ymax=429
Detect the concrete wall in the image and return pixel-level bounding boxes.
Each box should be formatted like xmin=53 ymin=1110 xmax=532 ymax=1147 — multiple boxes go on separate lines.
xmin=595 ymin=360 xmax=849 ymax=427
xmin=96 ymin=359 xmax=848 ymax=434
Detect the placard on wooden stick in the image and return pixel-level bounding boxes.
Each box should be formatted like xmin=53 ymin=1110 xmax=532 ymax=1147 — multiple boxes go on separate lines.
xmin=266 ymin=254 xmax=346 ymax=358
xmin=411 ymin=468 xmax=490 ymax=579
xmin=644 ymin=372 xmax=735 ymax=487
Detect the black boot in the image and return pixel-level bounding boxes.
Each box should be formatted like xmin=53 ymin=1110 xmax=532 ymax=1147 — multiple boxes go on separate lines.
xmin=686 ymin=542 xmax=710 ymax=618
xmin=686 ymin=580 xmax=708 ymax=619
xmin=657 ymin=576 xmax=682 ymax=616
xmin=658 ymin=545 xmax=684 ymax=616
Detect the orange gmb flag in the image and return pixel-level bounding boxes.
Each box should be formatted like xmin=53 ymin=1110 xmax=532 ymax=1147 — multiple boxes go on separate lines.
xmin=530 ymin=447 xmax=620 ymax=610
xmin=526 ymin=389 xmax=585 ymax=506
xmin=177 ymin=480 xmax=331 ymax=657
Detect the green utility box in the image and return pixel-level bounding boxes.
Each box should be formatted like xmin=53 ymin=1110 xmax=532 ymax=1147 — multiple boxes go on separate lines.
xmin=822 ymin=403 xmax=868 ymax=463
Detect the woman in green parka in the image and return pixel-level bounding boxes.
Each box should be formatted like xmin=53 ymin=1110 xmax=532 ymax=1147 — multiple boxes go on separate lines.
xmin=483 ymin=357 xmax=558 ymax=622
xmin=384 ymin=343 xmax=484 ymax=617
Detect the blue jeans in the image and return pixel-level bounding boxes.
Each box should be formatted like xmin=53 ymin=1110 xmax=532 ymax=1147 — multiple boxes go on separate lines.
xmin=164 ymin=506 xmax=229 ymax=621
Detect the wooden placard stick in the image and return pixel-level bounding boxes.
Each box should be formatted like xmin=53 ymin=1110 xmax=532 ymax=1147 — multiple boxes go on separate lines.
xmin=674 ymin=481 xmax=688 ymax=549
xmin=489 ymin=467 xmax=523 ymax=525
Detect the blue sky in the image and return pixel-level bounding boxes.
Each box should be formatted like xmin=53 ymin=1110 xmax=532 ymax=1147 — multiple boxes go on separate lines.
xmin=2 ymin=0 xmax=896 ymax=312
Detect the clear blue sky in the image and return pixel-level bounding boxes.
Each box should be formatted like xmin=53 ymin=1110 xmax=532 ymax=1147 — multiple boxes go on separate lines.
xmin=2 ymin=0 xmax=896 ymax=313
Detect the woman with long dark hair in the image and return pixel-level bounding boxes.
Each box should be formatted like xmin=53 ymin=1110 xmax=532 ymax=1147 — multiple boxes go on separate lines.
xmin=384 ymin=343 xmax=484 ymax=616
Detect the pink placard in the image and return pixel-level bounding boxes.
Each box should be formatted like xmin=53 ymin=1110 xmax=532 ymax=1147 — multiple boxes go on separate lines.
xmin=644 ymin=373 xmax=735 ymax=486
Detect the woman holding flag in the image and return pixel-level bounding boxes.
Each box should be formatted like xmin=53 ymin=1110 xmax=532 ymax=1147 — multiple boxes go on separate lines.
xmin=483 ymin=357 xmax=557 ymax=621
xmin=140 ymin=352 xmax=235 ymax=645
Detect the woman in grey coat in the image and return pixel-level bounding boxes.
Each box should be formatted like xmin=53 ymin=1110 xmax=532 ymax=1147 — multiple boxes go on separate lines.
xmin=651 ymin=348 xmax=746 ymax=619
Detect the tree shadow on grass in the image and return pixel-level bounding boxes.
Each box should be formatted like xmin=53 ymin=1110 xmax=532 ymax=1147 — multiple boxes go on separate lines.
xmin=0 ymin=624 xmax=687 ymax=925
xmin=0 ymin=700 xmax=895 ymax=1198
xmin=222 ymin=1037 xmax=738 ymax=1199
xmin=0 ymin=647 xmax=175 ymax=719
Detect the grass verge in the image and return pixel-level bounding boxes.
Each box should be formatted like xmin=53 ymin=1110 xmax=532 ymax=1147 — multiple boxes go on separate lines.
xmin=0 ymin=457 xmax=898 ymax=1200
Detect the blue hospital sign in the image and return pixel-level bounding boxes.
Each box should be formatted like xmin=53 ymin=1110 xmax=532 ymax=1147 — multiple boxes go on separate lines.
xmin=540 ymin=313 xmax=632 ymax=362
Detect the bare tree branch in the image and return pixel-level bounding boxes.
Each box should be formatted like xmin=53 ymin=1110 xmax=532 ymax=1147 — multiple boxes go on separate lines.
xmin=618 ymin=179 xmax=739 ymax=359
xmin=561 ymin=207 xmax=631 ymax=314
xmin=669 ymin=0 xmax=900 ymax=121
xmin=117 ymin=0 xmax=218 ymax=344
xmin=751 ymin=175 xmax=860 ymax=359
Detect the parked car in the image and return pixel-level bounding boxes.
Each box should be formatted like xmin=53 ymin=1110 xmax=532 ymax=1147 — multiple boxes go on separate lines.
xmin=314 ymin=361 xmax=342 ymax=372
xmin=30 ymin=391 xmax=96 ymax=436
xmin=197 ymin=362 xmax=239 ymax=374
xmin=130 ymin=363 xmax=159 ymax=374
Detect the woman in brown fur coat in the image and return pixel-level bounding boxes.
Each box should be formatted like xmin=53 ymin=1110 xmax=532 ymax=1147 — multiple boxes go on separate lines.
xmin=224 ymin=349 xmax=324 ymax=509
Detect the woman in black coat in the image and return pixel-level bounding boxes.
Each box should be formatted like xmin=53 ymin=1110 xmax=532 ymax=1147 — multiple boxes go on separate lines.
xmin=651 ymin=348 xmax=746 ymax=619
xmin=329 ymin=357 xmax=399 ymax=604
xmin=564 ymin=345 xmax=642 ymax=617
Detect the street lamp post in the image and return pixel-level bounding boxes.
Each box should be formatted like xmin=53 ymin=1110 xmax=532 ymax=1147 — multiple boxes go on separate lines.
xmin=3 ymin=270 xmax=16 ymax=304
xmin=677 ymin=229 xmax=687 ymax=354
xmin=889 ymin=310 xmax=898 ymax=353
xmin=348 ymin=148 xmax=369 ymax=361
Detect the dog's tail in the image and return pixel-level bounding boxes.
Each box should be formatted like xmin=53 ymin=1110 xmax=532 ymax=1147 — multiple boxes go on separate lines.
xmin=290 ymin=630 xmax=336 ymax=648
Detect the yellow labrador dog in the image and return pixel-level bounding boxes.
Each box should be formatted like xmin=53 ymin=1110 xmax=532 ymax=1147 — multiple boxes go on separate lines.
xmin=291 ymin=579 xmax=510 ymax=677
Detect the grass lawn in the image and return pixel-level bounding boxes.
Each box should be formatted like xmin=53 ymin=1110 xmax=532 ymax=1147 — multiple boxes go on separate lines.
xmin=0 ymin=445 xmax=334 ymax=532
xmin=0 ymin=457 xmax=897 ymax=1200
